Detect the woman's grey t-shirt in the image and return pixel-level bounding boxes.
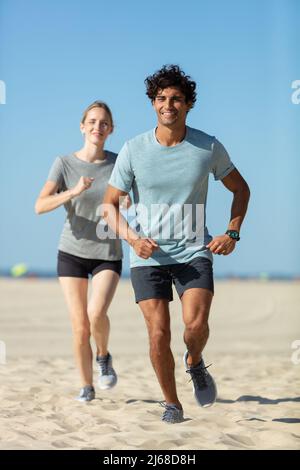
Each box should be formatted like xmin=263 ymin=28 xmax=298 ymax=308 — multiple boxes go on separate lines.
xmin=47 ymin=152 xmax=122 ymax=260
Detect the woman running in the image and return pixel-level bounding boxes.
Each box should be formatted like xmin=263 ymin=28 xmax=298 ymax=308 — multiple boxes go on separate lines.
xmin=35 ymin=101 xmax=125 ymax=402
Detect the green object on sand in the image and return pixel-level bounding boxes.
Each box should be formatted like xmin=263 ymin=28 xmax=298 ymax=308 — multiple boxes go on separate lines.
xmin=11 ymin=263 xmax=28 ymax=277
xmin=259 ymin=272 xmax=269 ymax=281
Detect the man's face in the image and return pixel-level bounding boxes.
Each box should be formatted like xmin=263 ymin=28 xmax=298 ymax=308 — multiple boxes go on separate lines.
xmin=153 ymin=87 xmax=191 ymax=128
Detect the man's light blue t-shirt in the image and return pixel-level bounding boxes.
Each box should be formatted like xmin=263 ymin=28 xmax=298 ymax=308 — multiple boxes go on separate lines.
xmin=109 ymin=126 xmax=235 ymax=268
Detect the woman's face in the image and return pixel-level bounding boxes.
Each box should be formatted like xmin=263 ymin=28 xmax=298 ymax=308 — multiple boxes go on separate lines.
xmin=80 ymin=107 xmax=113 ymax=146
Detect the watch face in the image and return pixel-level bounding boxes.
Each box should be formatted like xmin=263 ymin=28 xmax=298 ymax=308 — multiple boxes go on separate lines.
xmin=226 ymin=230 xmax=239 ymax=240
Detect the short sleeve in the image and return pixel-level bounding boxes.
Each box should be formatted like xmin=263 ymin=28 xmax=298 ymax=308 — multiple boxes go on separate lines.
xmin=108 ymin=142 xmax=134 ymax=192
xmin=210 ymin=139 xmax=235 ymax=181
xmin=47 ymin=157 xmax=64 ymax=190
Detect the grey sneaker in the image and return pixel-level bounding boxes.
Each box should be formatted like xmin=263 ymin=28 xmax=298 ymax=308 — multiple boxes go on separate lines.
xmin=76 ymin=385 xmax=95 ymax=402
xmin=183 ymin=351 xmax=217 ymax=407
xmin=96 ymin=352 xmax=117 ymax=390
xmin=160 ymin=402 xmax=184 ymax=424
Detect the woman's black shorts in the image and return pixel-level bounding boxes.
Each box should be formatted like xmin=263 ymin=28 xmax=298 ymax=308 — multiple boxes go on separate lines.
xmin=57 ymin=250 xmax=122 ymax=278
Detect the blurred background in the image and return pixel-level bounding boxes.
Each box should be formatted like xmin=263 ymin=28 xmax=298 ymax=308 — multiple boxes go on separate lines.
xmin=0 ymin=0 xmax=299 ymax=279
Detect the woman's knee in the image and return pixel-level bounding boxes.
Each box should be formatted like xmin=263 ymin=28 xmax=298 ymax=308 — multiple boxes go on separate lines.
xmin=72 ymin=324 xmax=91 ymax=344
xmin=88 ymin=307 xmax=108 ymax=329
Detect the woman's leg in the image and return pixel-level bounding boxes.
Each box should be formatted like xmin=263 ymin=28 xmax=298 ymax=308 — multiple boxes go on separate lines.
xmin=88 ymin=269 xmax=120 ymax=356
xmin=59 ymin=277 xmax=93 ymax=387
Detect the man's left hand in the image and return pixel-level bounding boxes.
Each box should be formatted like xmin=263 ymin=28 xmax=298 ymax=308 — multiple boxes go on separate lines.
xmin=206 ymin=234 xmax=236 ymax=256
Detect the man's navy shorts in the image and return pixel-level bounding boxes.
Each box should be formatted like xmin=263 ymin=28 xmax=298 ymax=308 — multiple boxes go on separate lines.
xmin=130 ymin=256 xmax=214 ymax=303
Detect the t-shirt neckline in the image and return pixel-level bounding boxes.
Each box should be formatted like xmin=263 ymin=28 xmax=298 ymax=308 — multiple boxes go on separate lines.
xmin=71 ymin=151 xmax=108 ymax=165
xmin=152 ymin=126 xmax=189 ymax=149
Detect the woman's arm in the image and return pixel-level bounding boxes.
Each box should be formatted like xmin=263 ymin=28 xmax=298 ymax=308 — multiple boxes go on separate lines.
xmin=35 ymin=177 xmax=94 ymax=215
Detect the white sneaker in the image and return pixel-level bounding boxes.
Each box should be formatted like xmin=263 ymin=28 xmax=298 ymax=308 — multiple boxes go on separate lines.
xmin=96 ymin=352 xmax=117 ymax=390
xmin=76 ymin=385 xmax=95 ymax=402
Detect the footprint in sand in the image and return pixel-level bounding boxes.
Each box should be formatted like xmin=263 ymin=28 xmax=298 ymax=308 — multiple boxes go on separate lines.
xmin=222 ymin=433 xmax=255 ymax=447
xmin=52 ymin=440 xmax=73 ymax=449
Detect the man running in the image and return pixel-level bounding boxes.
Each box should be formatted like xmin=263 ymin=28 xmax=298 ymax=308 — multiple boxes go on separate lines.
xmin=103 ymin=65 xmax=250 ymax=423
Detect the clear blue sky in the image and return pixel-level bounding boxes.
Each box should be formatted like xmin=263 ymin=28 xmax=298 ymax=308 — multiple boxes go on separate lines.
xmin=0 ymin=0 xmax=299 ymax=276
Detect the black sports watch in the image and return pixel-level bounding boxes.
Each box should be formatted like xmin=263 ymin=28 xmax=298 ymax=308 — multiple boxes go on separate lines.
xmin=225 ymin=230 xmax=240 ymax=241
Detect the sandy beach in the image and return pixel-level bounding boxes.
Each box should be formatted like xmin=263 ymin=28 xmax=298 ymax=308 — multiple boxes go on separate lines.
xmin=0 ymin=278 xmax=299 ymax=450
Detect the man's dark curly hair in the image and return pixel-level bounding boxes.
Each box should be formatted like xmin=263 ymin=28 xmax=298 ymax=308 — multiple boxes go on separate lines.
xmin=145 ymin=64 xmax=197 ymax=108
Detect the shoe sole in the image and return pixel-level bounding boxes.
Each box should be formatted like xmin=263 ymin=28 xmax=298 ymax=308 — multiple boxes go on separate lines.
xmin=183 ymin=352 xmax=217 ymax=407
xmin=162 ymin=419 xmax=184 ymax=424
xmin=75 ymin=397 xmax=95 ymax=403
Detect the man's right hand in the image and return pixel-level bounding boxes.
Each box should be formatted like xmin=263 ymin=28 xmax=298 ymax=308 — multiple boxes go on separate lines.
xmin=72 ymin=176 xmax=95 ymax=197
xmin=130 ymin=238 xmax=158 ymax=259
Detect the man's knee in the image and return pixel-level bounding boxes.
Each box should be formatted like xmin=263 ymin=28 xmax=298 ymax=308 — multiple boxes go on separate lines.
xmin=185 ymin=318 xmax=209 ymax=337
xmin=149 ymin=328 xmax=171 ymax=353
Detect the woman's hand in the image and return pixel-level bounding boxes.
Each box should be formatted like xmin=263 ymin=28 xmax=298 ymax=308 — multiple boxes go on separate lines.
xmin=72 ymin=176 xmax=95 ymax=197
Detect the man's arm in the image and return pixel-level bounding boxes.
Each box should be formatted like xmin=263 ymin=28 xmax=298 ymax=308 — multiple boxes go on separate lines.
xmin=206 ymin=168 xmax=250 ymax=255
xmin=103 ymin=185 xmax=158 ymax=259
xmin=221 ymin=168 xmax=250 ymax=232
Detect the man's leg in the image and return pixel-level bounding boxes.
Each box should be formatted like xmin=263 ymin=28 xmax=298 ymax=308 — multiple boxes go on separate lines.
xmin=181 ymin=287 xmax=213 ymax=367
xmin=181 ymin=287 xmax=217 ymax=407
xmin=139 ymin=298 xmax=182 ymax=410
